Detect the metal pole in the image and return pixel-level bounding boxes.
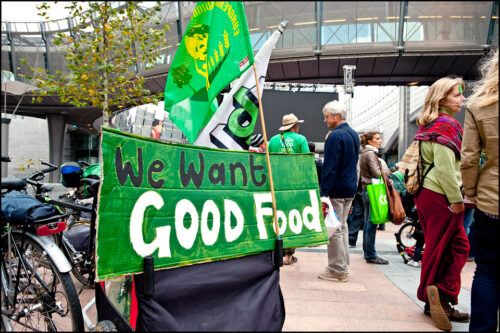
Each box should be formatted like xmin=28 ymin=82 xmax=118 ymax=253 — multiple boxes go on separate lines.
xmin=343 ymin=65 xmax=356 ymax=123
xmin=398 ymin=85 xmax=409 ymax=160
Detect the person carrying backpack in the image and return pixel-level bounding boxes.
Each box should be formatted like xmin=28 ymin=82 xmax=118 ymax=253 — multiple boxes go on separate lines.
xmin=413 ymin=77 xmax=470 ymax=331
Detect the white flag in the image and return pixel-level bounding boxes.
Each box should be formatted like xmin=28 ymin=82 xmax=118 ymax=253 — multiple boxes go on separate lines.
xmin=194 ymin=26 xmax=285 ymax=150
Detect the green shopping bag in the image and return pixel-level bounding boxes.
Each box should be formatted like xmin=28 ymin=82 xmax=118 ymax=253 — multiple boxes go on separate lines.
xmin=366 ymin=175 xmax=390 ymax=224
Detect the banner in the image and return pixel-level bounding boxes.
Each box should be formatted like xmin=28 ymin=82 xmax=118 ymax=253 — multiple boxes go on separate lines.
xmin=96 ymin=128 xmax=328 ymax=280
xmin=194 ymin=27 xmax=283 ymax=150
xmin=164 ymin=1 xmax=255 ymax=143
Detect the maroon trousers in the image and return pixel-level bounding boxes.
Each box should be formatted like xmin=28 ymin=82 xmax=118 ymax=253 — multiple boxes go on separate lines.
xmin=415 ymin=188 xmax=470 ymax=305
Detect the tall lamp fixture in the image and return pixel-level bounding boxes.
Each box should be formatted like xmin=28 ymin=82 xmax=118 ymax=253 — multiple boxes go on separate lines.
xmin=343 ymin=65 xmax=356 ymax=123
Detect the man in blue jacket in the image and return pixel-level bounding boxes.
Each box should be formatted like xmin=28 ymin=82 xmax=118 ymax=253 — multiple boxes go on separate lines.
xmin=318 ymin=100 xmax=360 ymax=282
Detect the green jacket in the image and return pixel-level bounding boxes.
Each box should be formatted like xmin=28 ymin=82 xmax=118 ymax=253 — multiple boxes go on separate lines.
xmin=420 ymin=107 xmax=463 ymax=203
xmin=390 ymin=171 xmax=407 ymax=197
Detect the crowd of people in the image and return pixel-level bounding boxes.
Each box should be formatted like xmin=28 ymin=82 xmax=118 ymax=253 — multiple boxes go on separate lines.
xmin=248 ymin=50 xmax=498 ymax=332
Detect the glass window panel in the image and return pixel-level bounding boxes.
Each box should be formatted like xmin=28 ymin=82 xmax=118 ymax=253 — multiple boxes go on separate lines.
xmin=244 ymin=1 xmax=315 ymax=50
xmin=374 ymin=22 xmax=397 ymax=43
xmin=322 ymin=24 xmax=348 ymax=45
xmin=405 ymin=1 xmax=492 ymax=50
xmin=250 ymin=31 xmax=271 ymax=50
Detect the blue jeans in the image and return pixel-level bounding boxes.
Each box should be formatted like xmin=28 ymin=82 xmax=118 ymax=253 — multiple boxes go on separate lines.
xmin=362 ymin=188 xmax=378 ymax=260
xmin=469 ymin=209 xmax=499 ymax=332
xmin=462 ymin=207 xmax=475 ymax=237
xmin=347 ymin=195 xmax=364 ymax=245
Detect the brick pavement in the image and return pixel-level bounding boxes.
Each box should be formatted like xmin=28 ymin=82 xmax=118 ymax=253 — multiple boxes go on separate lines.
xmin=281 ymin=222 xmax=475 ymax=332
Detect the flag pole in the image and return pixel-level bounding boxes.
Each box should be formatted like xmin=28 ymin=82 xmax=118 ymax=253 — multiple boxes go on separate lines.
xmin=253 ymin=63 xmax=280 ymax=238
xmin=252 ymin=20 xmax=288 ymax=240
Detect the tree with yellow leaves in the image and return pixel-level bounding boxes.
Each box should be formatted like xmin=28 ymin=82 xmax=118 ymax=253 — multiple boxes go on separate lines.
xmin=24 ymin=1 xmax=169 ymax=128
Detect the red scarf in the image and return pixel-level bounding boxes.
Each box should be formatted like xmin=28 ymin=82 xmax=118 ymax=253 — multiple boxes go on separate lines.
xmin=415 ymin=113 xmax=463 ymax=158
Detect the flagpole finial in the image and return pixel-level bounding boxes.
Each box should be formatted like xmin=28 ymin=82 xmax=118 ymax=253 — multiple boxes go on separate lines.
xmin=278 ymin=20 xmax=288 ymax=33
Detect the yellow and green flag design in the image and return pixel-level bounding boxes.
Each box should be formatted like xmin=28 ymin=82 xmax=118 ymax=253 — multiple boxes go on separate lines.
xmin=164 ymin=2 xmax=255 ymax=143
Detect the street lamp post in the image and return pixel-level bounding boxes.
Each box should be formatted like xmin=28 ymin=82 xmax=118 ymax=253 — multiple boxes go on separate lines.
xmin=343 ymin=65 xmax=356 ymax=123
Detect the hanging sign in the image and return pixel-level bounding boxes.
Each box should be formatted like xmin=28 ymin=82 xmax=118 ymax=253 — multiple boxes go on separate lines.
xmin=96 ymin=127 xmax=328 ymax=280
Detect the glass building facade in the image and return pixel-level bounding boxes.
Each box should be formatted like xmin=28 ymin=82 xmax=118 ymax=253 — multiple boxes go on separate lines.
xmin=2 ymin=1 xmax=498 ymax=86
xmin=1 ymin=1 xmax=498 ymax=178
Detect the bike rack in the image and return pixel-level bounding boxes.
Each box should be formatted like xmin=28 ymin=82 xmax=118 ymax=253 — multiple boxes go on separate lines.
xmin=82 ymin=297 xmax=96 ymax=331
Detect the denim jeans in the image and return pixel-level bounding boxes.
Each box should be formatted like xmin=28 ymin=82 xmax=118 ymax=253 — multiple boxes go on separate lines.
xmin=469 ymin=209 xmax=499 ymax=332
xmin=347 ymin=195 xmax=364 ymax=245
xmin=361 ymin=188 xmax=378 ymax=260
xmin=462 ymin=207 xmax=475 ymax=237
xmin=327 ymin=198 xmax=353 ymax=274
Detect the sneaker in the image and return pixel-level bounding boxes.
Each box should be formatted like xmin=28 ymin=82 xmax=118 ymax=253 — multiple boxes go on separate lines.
xmin=366 ymin=256 xmax=389 ymax=265
xmin=318 ymin=268 xmax=348 ymax=282
xmin=426 ymin=285 xmax=452 ymax=331
xmin=407 ymin=260 xmax=420 ymax=268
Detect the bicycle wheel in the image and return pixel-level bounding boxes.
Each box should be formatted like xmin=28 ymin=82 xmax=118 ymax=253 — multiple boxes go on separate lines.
xmin=1 ymin=232 xmax=84 ymax=331
xmin=61 ymin=222 xmax=95 ymax=288
xmin=397 ymin=222 xmax=418 ymax=249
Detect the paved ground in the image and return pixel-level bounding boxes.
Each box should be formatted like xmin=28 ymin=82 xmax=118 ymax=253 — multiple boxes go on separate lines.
xmin=281 ymin=222 xmax=474 ymax=332
xmin=75 ymin=221 xmax=474 ymax=331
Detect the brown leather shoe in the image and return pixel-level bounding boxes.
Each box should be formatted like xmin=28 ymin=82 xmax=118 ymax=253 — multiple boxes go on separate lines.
xmin=426 ymin=285 xmax=452 ymax=331
xmin=424 ymin=301 xmax=469 ymax=323
xmin=424 ymin=302 xmax=430 ymax=316
xmin=445 ymin=305 xmax=470 ymax=323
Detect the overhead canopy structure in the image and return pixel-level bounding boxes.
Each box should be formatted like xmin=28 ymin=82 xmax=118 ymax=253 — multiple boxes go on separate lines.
xmin=1 ymin=81 xmax=37 ymax=96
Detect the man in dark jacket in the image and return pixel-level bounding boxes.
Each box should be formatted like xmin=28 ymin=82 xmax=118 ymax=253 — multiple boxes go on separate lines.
xmin=318 ymin=100 xmax=360 ymax=283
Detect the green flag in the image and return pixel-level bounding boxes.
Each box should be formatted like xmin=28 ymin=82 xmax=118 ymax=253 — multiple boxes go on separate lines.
xmin=164 ymin=1 xmax=255 ymax=143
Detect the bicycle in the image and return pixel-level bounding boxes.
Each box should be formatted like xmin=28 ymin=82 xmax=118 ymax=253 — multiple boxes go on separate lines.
xmin=1 ymin=156 xmax=84 ymax=331
xmin=25 ymin=161 xmax=99 ymax=290
xmin=394 ymin=203 xmax=425 ymax=264
xmin=24 ymin=160 xmax=111 ymax=330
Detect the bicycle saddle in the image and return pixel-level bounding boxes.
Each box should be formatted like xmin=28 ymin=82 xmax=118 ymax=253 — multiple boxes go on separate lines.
xmin=1 ymin=177 xmax=27 ymax=191
xmin=81 ymin=178 xmax=100 ymax=196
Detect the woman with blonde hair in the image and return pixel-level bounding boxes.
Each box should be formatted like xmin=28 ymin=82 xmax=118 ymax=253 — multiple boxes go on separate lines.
xmin=414 ymin=76 xmax=470 ymax=331
xmin=358 ymin=131 xmax=391 ymax=265
xmin=460 ymin=50 xmax=498 ymax=332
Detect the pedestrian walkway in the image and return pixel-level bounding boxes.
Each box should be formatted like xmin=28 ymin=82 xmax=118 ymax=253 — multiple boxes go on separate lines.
xmin=281 ymin=222 xmax=475 ymax=331
xmin=77 ymin=222 xmax=474 ymax=331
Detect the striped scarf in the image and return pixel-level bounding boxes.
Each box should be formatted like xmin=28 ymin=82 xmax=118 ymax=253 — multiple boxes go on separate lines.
xmin=415 ymin=112 xmax=463 ymax=159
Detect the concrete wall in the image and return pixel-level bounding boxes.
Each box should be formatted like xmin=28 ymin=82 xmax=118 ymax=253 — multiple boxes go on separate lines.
xmin=6 ymin=116 xmax=50 ymax=178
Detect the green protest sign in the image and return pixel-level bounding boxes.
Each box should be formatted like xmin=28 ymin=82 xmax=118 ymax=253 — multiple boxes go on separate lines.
xmin=96 ymin=128 xmax=328 ymax=280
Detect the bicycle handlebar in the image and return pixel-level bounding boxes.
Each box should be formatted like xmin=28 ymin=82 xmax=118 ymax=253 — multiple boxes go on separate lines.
xmin=1 ymin=156 xmax=12 ymax=162
xmin=40 ymin=161 xmax=58 ymax=174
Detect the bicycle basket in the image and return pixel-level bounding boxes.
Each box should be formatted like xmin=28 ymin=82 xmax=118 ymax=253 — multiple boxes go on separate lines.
xmin=61 ymin=162 xmax=83 ymax=187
